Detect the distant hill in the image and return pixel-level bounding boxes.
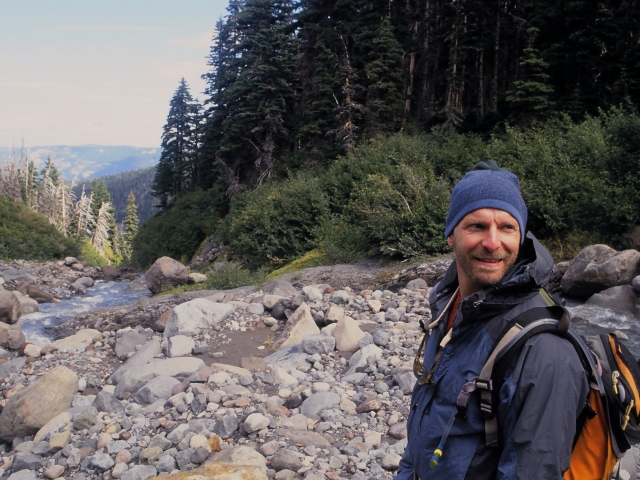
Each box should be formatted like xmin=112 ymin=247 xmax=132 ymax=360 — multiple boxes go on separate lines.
xmin=74 ymin=167 xmax=158 ymax=225
xmin=0 ymin=145 xmax=160 ymax=180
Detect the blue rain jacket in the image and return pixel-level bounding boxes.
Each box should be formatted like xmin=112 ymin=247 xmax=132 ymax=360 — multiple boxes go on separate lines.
xmin=395 ymin=233 xmax=589 ymax=480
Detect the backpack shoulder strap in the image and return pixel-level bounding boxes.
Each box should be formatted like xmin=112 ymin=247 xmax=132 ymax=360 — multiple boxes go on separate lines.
xmin=455 ymin=288 xmax=599 ymax=447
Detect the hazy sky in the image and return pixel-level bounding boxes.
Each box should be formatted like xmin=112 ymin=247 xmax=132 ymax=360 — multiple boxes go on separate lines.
xmin=0 ymin=1 xmax=228 ymax=148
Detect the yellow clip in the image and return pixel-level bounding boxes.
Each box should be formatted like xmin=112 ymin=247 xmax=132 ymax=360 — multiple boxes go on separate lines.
xmin=612 ymin=371 xmax=620 ymax=396
xmin=622 ymin=400 xmax=634 ymax=430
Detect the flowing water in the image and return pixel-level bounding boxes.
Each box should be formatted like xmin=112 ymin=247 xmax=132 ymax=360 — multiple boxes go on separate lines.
xmin=18 ymin=278 xmax=151 ymax=347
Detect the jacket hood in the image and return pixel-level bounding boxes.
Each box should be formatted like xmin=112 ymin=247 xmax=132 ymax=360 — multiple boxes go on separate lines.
xmin=434 ymin=231 xmax=554 ymax=301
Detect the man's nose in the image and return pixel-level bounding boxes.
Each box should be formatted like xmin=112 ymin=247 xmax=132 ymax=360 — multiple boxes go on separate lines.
xmin=481 ymin=227 xmax=501 ymax=251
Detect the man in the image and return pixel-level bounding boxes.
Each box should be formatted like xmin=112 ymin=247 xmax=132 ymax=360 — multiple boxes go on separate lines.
xmin=395 ymin=161 xmax=589 ymax=479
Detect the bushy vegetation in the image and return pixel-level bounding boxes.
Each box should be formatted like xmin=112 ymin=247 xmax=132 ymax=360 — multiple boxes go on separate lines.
xmin=131 ymin=188 xmax=223 ymax=268
xmin=0 ymin=195 xmax=80 ymax=261
xmin=133 ymin=109 xmax=640 ymax=269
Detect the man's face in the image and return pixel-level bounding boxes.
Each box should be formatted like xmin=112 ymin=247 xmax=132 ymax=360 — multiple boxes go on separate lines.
xmin=447 ymin=208 xmax=521 ymax=297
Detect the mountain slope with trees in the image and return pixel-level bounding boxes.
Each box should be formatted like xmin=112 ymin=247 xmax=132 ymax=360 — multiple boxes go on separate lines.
xmin=136 ymin=0 xmax=640 ymax=269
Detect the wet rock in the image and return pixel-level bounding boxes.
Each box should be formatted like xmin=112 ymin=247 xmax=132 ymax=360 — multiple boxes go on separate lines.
xmin=0 ymin=366 xmax=78 ymax=442
xmin=586 ymin=285 xmax=639 ymax=312
xmin=0 ymin=322 xmax=25 ymax=350
xmin=561 ymin=245 xmax=640 ymax=297
xmin=145 ymin=257 xmax=189 ymax=294
xmin=0 ymin=290 xmax=22 ymax=324
xmin=11 ymin=291 xmax=38 ymax=315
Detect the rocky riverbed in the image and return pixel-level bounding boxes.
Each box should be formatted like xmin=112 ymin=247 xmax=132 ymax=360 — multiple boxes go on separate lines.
xmin=0 ymin=243 xmax=639 ymax=480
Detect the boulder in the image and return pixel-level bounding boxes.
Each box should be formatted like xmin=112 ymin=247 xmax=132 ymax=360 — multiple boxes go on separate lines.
xmin=0 ymin=366 xmax=78 ymax=442
xmin=0 ymin=290 xmax=21 ymax=324
xmin=110 ymin=338 xmax=162 ymax=385
xmin=102 ymin=265 xmax=120 ymax=279
xmin=0 ymin=268 xmax=36 ymax=285
xmin=153 ymin=308 xmax=172 ymax=333
xmin=164 ymin=335 xmax=195 ymax=357
xmin=135 ymin=376 xmax=181 ymax=405
xmin=64 ymin=257 xmax=79 ymax=266
xmin=262 ymin=279 xmax=297 ymax=297
xmin=300 ymin=392 xmax=340 ymax=417
xmin=92 ymin=391 xmax=125 ymax=415
xmin=11 ymin=291 xmax=38 ymax=315
xmin=0 ymin=322 xmax=25 ymax=350
xmin=115 ymin=330 xmax=148 ymax=360
xmin=114 ymin=357 xmax=205 ymax=398
xmin=302 ymin=286 xmax=323 ymax=302
xmin=274 ymin=303 xmax=320 ymax=349
xmin=145 ymin=257 xmax=189 ymax=294
xmin=164 ymin=299 xmax=235 ymax=340
xmin=585 ymin=285 xmax=639 ymax=313
xmin=333 ymin=317 xmax=365 ymax=352
xmin=629 ymin=225 xmax=640 ymax=250
xmin=633 ymin=275 xmax=640 ymax=293
xmin=188 ymin=273 xmax=207 ymax=284
xmin=16 ymin=282 xmax=60 ymax=303
xmin=50 ymin=328 xmax=102 ymax=352
xmin=149 ymin=462 xmax=268 ymax=480
xmin=561 ymin=245 xmax=640 ymax=297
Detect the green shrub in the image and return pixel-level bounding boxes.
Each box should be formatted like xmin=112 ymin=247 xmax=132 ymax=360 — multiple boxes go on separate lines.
xmin=162 ymin=263 xmax=268 ymax=295
xmin=131 ymin=188 xmax=224 ymax=269
xmin=79 ymin=239 xmax=108 ymax=267
xmin=0 ymin=196 xmax=80 ymax=261
xmin=222 ymin=176 xmax=330 ymax=269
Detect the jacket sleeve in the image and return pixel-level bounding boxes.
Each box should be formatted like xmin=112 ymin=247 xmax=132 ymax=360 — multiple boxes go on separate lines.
xmin=497 ymin=333 xmax=589 ymax=480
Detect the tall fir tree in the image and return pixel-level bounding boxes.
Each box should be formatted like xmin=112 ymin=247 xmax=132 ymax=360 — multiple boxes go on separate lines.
xmin=121 ymin=191 xmax=139 ymax=259
xmin=152 ymin=78 xmax=201 ymax=208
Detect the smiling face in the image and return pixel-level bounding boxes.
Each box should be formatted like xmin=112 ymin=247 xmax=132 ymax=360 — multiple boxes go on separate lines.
xmin=447 ymin=208 xmax=521 ymax=298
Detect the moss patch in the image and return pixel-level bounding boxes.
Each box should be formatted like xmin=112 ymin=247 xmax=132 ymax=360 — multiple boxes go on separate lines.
xmin=265 ymin=249 xmax=325 ymax=281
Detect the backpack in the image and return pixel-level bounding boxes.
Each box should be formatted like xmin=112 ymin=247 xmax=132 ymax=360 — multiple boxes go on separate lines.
xmin=415 ymin=288 xmax=640 ymax=480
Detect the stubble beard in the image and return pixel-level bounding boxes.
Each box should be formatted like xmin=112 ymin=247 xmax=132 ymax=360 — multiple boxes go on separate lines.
xmin=455 ymin=247 xmax=518 ymax=290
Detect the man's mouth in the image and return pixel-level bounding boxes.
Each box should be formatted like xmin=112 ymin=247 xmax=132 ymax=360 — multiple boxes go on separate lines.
xmin=473 ymin=256 xmax=505 ymax=266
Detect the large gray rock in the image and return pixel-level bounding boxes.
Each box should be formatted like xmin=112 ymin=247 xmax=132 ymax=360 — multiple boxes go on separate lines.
xmin=120 ymin=465 xmax=157 ymax=480
xmin=561 ymin=245 xmax=640 ymax=297
xmin=300 ymin=392 xmax=340 ymax=417
xmin=50 ymin=328 xmax=102 ymax=353
xmin=205 ymin=445 xmax=267 ymax=469
xmin=243 ymin=413 xmax=270 ymax=433
xmin=0 ymin=268 xmax=36 ymax=285
xmin=0 ymin=356 xmax=26 ymax=378
xmin=0 ymin=290 xmax=21 ymax=324
xmin=585 ymin=285 xmax=639 ymax=313
xmin=115 ymin=330 xmax=148 ymax=360
xmin=110 ymin=338 xmax=162 ymax=385
xmin=271 ymin=449 xmax=303 ymax=472
xmin=114 ymin=357 xmax=204 ymax=398
xmin=214 ymin=414 xmax=239 ymax=439
xmin=163 ymin=298 xmax=235 ymax=340
xmin=632 ymin=275 xmax=640 ymax=293
xmin=262 ymin=279 xmax=297 ymax=297
xmin=11 ymin=291 xmax=38 ymax=315
xmin=134 ymin=376 xmax=180 ymax=405
xmin=333 ymin=316 xmax=365 ymax=352
xmin=0 ymin=366 xmax=78 ymax=442
xmin=145 ymin=257 xmax=189 ymax=294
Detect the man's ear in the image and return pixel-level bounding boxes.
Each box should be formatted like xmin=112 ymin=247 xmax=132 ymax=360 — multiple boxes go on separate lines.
xmin=447 ymin=235 xmax=454 ymax=247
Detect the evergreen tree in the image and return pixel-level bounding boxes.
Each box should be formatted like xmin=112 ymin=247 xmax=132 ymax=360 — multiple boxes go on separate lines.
xmin=123 ymin=191 xmax=139 ymax=242
xmin=363 ymin=19 xmax=406 ymax=136
xmin=201 ymin=0 xmax=297 ymax=191
xmin=90 ymin=179 xmax=117 ymax=246
xmin=506 ymin=27 xmax=554 ymax=125
xmin=39 ymin=157 xmax=60 ymax=186
xmin=152 ymin=78 xmax=201 ymax=207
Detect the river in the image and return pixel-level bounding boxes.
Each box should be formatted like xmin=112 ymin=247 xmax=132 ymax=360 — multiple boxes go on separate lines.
xmin=18 ymin=278 xmax=150 ymax=347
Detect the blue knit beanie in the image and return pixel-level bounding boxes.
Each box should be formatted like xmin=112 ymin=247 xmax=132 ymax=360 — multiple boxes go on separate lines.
xmin=444 ymin=161 xmax=527 ymax=243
